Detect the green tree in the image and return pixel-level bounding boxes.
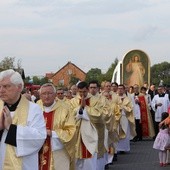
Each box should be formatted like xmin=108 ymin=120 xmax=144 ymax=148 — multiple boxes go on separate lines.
xmin=102 ymin=58 xmax=118 ymax=82
xmin=151 ymin=62 xmax=170 ymax=86
xmin=85 ymin=68 xmax=102 ymax=84
xmin=32 ymin=76 xmax=40 ymax=85
xmin=40 ymin=77 xmax=49 ymax=85
xmin=24 ymin=76 xmax=31 ymax=84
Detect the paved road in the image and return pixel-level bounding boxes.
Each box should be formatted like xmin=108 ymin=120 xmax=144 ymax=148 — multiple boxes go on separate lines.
xmin=108 ymin=139 xmax=170 ymax=170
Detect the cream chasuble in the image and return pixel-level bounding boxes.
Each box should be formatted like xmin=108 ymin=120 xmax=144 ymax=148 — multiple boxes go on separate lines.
xmin=0 ymin=96 xmax=46 ymax=170
xmin=116 ymin=95 xmax=136 ymax=140
xmin=70 ymin=93 xmax=113 ymax=159
xmin=38 ymin=100 xmax=76 ymax=170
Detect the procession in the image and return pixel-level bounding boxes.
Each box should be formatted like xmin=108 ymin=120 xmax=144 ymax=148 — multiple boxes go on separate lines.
xmin=1 ymin=1 xmax=170 ymax=170
xmin=0 ymin=62 xmax=170 ymax=170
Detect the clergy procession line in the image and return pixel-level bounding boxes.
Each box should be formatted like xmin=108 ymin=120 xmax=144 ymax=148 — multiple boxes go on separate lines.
xmin=0 ymin=69 xmax=170 ymax=170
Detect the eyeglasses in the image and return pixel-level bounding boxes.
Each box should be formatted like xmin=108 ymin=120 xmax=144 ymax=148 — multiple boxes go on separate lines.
xmin=41 ymin=92 xmax=54 ymax=96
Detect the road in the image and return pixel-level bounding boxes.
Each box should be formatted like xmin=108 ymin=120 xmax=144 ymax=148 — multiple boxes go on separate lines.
xmin=108 ymin=139 xmax=170 ymax=170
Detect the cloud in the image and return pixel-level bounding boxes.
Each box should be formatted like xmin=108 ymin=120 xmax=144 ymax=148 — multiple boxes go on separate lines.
xmin=133 ymin=25 xmax=158 ymax=41
xmin=0 ymin=0 xmax=170 ymax=76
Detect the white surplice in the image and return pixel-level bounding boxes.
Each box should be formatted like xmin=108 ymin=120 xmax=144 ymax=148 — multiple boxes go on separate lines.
xmin=151 ymin=94 xmax=170 ymax=122
xmin=0 ymin=102 xmax=46 ymax=170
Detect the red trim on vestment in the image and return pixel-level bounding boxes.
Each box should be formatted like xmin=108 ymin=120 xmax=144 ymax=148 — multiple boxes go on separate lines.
xmin=81 ymin=139 xmax=92 ymax=158
xmin=79 ymin=97 xmax=91 ymax=158
xmin=39 ymin=111 xmax=54 ymax=170
xmin=138 ymin=96 xmax=149 ymax=137
xmin=79 ymin=98 xmax=90 ymax=106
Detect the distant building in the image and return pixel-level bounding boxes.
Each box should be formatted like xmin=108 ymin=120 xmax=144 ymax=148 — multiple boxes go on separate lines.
xmin=45 ymin=72 xmax=54 ymax=82
xmin=50 ymin=61 xmax=86 ymax=87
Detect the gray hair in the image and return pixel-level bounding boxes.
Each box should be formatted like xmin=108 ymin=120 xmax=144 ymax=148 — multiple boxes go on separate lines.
xmin=39 ymin=83 xmax=56 ymax=94
xmin=0 ymin=69 xmax=24 ymax=89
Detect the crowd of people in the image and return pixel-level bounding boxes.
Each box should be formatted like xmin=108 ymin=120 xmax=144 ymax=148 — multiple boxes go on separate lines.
xmin=0 ymin=69 xmax=170 ymax=170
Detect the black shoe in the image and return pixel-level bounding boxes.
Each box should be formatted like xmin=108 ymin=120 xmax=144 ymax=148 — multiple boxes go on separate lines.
xmin=112 ymin=153 xmax=117 ymax=162
xmin=132 ymin=137 xmax=138 ymax=142
xmin=105 ymin=164 xmax=109 ymax=169
xmin=112 ymin=156 xmax=117 ymax=162
xmin=119 ymin=151 xmax=125 ymax=154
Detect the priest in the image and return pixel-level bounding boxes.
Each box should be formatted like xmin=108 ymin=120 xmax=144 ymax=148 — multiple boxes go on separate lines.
xmin=0 ymin=69 xmax=46 ymax=170
xmin=37 ymin=83 xmax=76 ymax=170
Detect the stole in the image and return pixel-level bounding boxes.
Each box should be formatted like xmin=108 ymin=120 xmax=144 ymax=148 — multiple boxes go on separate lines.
xmin=79 ymin=98 xmax=92 ymax=158
xmin=39 ymin=111 xmax=54 ymax=170
xmin=138 ymin=96 xmax=149 ymax=137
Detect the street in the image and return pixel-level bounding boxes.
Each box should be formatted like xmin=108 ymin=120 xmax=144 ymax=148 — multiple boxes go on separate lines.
xmin=109 ymin=139 xmax=170 ymax=170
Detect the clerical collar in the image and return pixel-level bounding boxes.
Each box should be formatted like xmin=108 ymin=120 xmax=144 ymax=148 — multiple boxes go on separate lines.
xmin=4 ymin=95 xmax=21 ymax=111
xmin=159 ymin=93 xmax=165 ymax=97
xmin=44 ymin=101 xmax=56 ymax=112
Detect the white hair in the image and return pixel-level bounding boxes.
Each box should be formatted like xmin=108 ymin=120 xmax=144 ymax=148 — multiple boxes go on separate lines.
xmin=39 ymin=83 xmax=56 ymax=94
xmin=0 ymin=69 xmax=24 ymax=89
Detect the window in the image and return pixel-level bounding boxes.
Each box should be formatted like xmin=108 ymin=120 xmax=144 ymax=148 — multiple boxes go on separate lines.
xmin=59 ymin=79 xmax=64 ymax=85
xmin=67 ymin=69 xmax=72 ymax=75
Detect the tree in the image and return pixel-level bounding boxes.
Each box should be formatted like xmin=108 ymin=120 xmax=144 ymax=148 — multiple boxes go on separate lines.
xmin=16 ymin=59 xmax=22 ymax=70
xmin=85 ymin=58 xmax=119 ymax=84
xmin=40 ymin=77 xmax=49 ymax=85
xmin=0 ymin=56 xmax=21 ymax=70
xmin=85 ymin=68 xmax=102 ymax=84
xmin=151 ymin=62 xmax=170 ymax=86
xmin=24 ymin=76 xmax=31 ymax=84
xmin=32 ymin=76 xmax=40 ymax=85
xmin=103 ymin=58 xmax=119 ymax=82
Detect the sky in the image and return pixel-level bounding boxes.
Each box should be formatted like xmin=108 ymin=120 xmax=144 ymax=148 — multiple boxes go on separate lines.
xmin=0 ymin=0 xmax=170 ymax=77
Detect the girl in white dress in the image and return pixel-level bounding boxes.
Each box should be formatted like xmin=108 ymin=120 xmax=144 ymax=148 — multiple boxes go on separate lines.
xmin=153 ymin=112 xmax=170 ymax=167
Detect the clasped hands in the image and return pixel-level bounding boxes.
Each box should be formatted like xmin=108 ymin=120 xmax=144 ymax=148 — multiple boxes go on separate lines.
xmin=80 ymin=95 xmax=86 ymax=110
xmin=135 ymin=98 xmax=140 ymax=104
xmin=76 ymin=95 xmax=89 ymax=121
xmin=120 ymin=105 xmax=125 ymax=112
xmin=156 ymin=103 xmax=162 ymax=107
xmin=0 ymin=106 xmax=12 ymax=131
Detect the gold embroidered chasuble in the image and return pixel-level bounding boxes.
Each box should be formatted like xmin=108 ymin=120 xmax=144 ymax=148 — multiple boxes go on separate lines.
xmin=70 ymin=93 xmax=112 ymax=158
xmin=91 ymin=93 xmax=113 ymax=158
xmin=110 ymin=92 xmax=122 ymax=105
xmin=55 ymin=97 xmax=70 ymax=105
xmin=106 ymin=99 xmax=120 ymax=145
xmin=38 ymin=100 xmax=76 ymax=170
xmin=116 ymin=94 xmax=136 ymax=139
